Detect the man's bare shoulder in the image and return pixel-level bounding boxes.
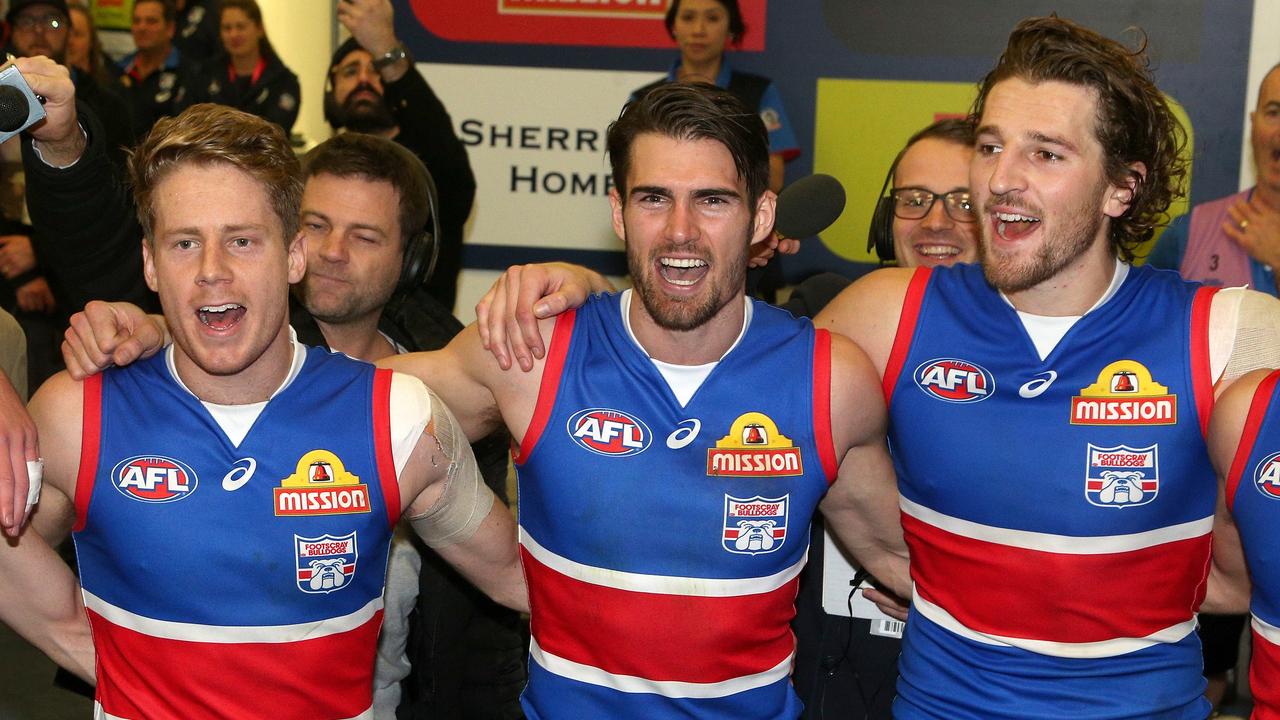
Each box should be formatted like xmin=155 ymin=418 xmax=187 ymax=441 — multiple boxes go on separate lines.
xmin=816 ymin=266 xmax=919 ymax=372
xmin=27 ymin=371 xmax=86 ymax=497
xmin=825 ymin=331 xmax=888 ymax=447
xmin=1208 ymin=367 xmax=1277 ymax=473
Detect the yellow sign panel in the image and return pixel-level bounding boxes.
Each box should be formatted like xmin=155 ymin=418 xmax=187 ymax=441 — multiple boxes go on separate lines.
xmin=812 ymin=79 xmax=1194 ymax=264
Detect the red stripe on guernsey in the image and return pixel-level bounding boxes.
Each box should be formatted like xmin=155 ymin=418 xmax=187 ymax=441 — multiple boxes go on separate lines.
xmin=812 ymin=329 xmax=837 ymax=483
xmin=1252 ymin=626 xmax=1280 ymax=718
xmin=903 ymin=513 xmax=1210 ymax=643
xmin=372 ymin=368 xmax=399 ymax=527
xmin=514 ymin=310 xmax=577 ymax=464
xmin=1189 ymin=286 xmax=1220 ymax=436
xmin=882 ymin=267 xmax=932 ymax=405
xmin=522 ymin=547 xmax=796 ymax=684
xmin=73 ymin=373 xmax=104 ymax=533
xmin=1225 ymin=370 xmax=1280 ymax=511
xmin=88 ymin=607 xmax=382 ymax=720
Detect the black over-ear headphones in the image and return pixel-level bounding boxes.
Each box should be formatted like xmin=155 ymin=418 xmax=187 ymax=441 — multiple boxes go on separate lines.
xmin=866 ymin=147 xmax=908 ymax=264
xmin=393 ymin=154 xmax=441 ymax=304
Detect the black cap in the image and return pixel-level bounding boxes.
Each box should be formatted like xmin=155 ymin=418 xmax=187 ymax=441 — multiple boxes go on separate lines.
xmin=6 ymin=0 xmax=70 ymax=23
xmin=329 ymin=37 xmax=363 ymax=75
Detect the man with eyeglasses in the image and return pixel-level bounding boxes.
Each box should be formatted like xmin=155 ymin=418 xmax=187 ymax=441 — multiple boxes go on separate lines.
xmin=3 ymin=0 xmax=140 ymax=392
xmin=327 ymin=0 xmax=474 ymax=312
xmin=877 ymin=118 xmax=980 ymax=268
xmin=6 ymin=0 xmax=135 ymax=166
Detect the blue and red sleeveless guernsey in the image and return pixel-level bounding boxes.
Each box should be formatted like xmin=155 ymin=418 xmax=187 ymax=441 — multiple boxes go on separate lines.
xmin=1223 ymin=369 xmax=1280 ymax=719
xmin=885 ymin=263 xmax=1217 ymax=719
xmin=73 ymin=347 xmax=400 ymax=720
xmin=514 ymin=292 xmax=837 ymax=719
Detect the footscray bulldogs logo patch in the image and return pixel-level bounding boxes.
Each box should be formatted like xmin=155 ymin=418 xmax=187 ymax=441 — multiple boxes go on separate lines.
xmin=295 ymin=532 xmax=358 ymax=594
xmin=1086 ymin=444 xmax=1159 ymax=508
xmin=723 ymin=495 xmax=788 ymax=555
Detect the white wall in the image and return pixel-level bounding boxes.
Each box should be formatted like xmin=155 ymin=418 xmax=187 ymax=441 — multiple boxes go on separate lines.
xmin=259 ymin=0 xmax=337 ymax=148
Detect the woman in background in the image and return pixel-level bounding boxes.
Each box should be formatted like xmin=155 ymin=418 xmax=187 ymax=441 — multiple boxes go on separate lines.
xmin=633 ymin=0 xmax=798 ymax=192
xmin=194 ymin=0 xmax=300 ymax=134
xmin=66 ymin=1 xmax=118 ymax=87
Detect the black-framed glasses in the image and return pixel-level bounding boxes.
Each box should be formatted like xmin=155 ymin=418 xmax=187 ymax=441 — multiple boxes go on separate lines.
xmin=13 ymin=13 xmax=66 ymax=32
xmin=890 ymin=187 xmax=976 ymax=223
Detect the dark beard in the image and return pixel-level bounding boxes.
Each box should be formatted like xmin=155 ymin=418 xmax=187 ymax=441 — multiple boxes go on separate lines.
xmin=334 ymin=94 xmax=396 ymax=134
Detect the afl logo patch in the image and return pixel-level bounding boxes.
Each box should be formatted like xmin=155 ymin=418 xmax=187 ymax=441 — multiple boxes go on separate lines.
xmin=112 ymin=455 xmax=198 ymax=503
xmin=567 ymin=408 xmax=650 ymax=457
xmin=914 ymin=358 xmax=994 ymax=403
xmin=1254 ymin=451 xmax=1280 ymax=500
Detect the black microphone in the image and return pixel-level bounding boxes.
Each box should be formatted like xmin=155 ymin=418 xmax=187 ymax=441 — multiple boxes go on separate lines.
xmin=775 ymin=173 xmax=847 ymax=239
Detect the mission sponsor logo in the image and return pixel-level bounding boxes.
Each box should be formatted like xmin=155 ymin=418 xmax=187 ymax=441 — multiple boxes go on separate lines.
xmin=1070 ymin=360 xmax=1176 ymax=425
xmin=112 ymin=455 xmax=198 ymax=503
xmin=723 ymin=495 xmax=788 ymax=555
xmin=295 ymin=532 xmax=357 ymax=594
xmin=1086 ymin=444 xmax=1159 ymax=508
xmin=707 ymin=412 xmax=802 ymax=477
xmin=1254 ymin=451 xmax=1280 ymax=500
xmin=274 ymin=450 xmax=371 ymax=517
xmin=567 ymin=408 xmax=651 ymax=456
xmin=914 ymin=358 xmax=993 ymax=403
xmin=498 ymin=0 xmax=668 ymax=17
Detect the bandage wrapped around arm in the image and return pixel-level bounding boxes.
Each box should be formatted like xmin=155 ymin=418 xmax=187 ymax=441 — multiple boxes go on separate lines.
xmin=407 ymin=387 xmax=496 ymax=548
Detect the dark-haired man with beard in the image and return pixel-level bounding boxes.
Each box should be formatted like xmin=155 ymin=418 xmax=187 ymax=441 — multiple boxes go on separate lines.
xmin=328 ymin=0 xmax=475 ymax=310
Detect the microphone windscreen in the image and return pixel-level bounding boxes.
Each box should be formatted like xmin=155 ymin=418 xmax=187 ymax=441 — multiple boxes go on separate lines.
xmin=0 ymin=85 xmax=28 ymax=133
xmin=775 ymin=174 xmax=846 ymax=239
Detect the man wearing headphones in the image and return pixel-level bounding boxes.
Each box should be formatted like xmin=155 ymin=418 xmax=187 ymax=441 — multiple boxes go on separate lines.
xmin=782 ymin=118 xmax=979 ymax=319
xmin=786 ymin=117 xmax=981 ymax=720
xmin=327 ymin=0 xmax=475 ymax=311
xmin=288 ymin=134 xmax=527 ymax=719
xmin=868 ymin=118 xmax=980 ymax=269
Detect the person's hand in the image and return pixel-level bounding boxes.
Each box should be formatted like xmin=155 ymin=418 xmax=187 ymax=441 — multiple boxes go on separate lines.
xmin=0 ymin=369 xmax=38 ymax=536
xmin=747 ymin=232 xmax=800 ymax=269
xmin=475 ymin=262 xmax=613 ymax=372
xmin=862 ymin=585 xmax=909 ymax=622
xmin=15 ymin=276 xmax=55 ymax=314
xmin=1224 ymin=196 xmax=1280 ymax=269
xmin=336 ymin=0 xmax=398 ymax=57
xmin=62 ymin=301 xmax=166 ymax=379
xmin=0 ymin=234 xmax=37 ymax=279
xmin=11 ymin=56 xmax=82 ymax=163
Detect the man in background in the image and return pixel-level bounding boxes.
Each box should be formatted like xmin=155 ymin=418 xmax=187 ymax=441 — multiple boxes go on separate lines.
xmin=117 ymin=0 xmax=198 ymax=136
xmin=327 ymin=0 xmax=475 ymax=311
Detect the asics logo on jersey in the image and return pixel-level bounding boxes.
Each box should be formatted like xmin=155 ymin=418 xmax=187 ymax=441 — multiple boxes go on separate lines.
xmin=567 ymin=408 xmax=651 ymax=457
xmin=914 ymin=358 xmax=994 ymax=403
xmin=666 ymin=419 xmax=702 ymax=449
xmin=222 ymin=457 xmax=257 ymax=491
xmin=1018 ymin=371 xmax=1058 ymax=399
xmin=112 ymin=455 xmax=199 ymax=503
